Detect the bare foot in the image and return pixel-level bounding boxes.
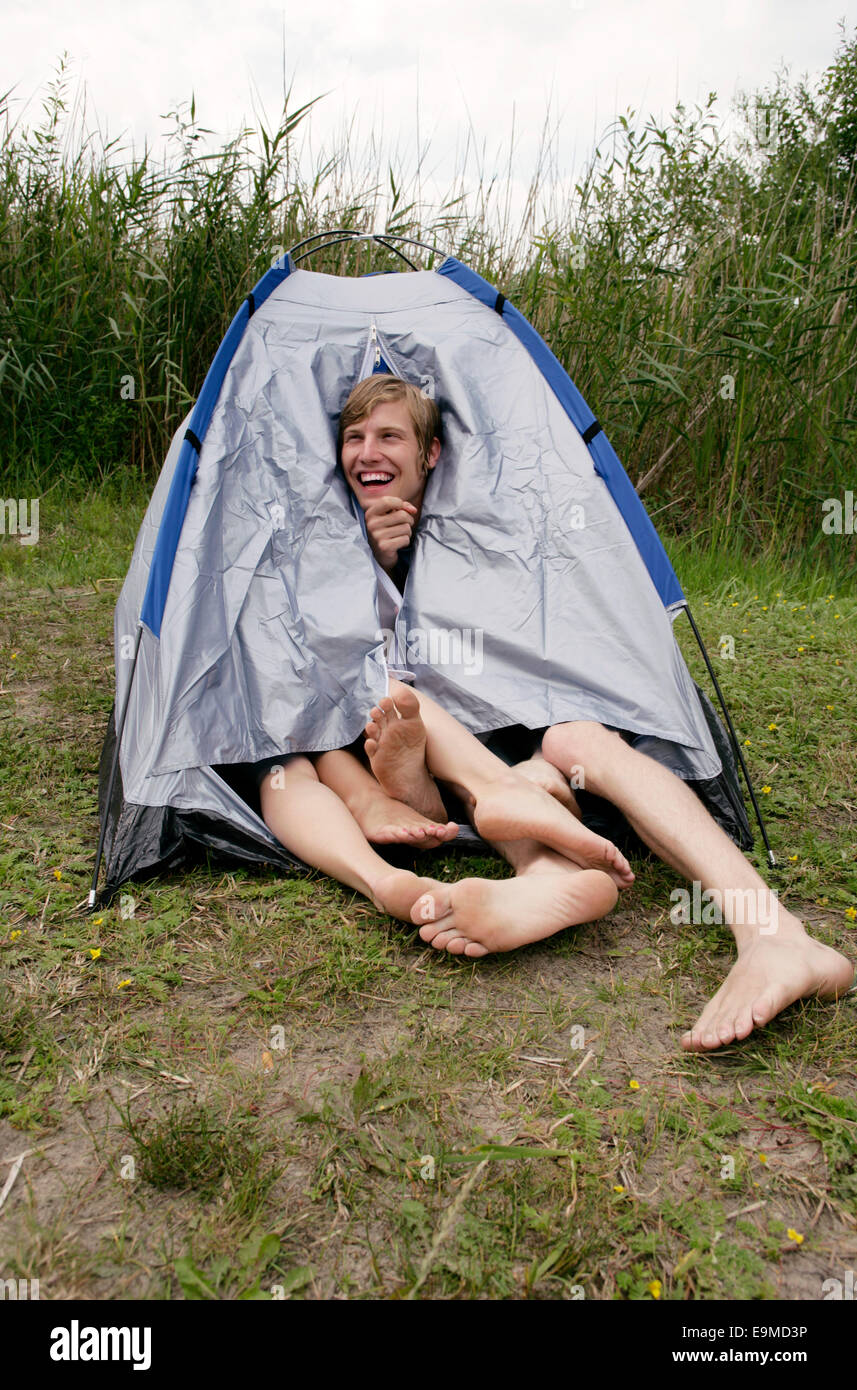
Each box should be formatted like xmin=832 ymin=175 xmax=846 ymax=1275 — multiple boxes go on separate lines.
xmin=409 ymin=868 xmax=618 ymax=957
xmin=471 ymin=775 xmax=634 ymax=888
xmin=348 ymin=788 xmax=458 ymax=850
xmin=365 ymin=688 xmax=449 ymax=822
xmin=513 ymin=753 xmax=582 ymax=818
xmin=369 ymin=869 xmax=447 ymax=923
xmin=682 ymin=927 xmax=855 ymax=1051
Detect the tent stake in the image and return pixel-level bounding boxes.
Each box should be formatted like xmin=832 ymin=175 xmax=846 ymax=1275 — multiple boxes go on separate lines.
xmin=88 ymin=624 xmax=144 ymax=909
xmin=683 ymin=605 xmax=776 ymax=868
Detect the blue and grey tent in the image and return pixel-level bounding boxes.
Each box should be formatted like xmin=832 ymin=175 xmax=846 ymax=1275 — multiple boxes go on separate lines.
xmin=91 ymin=232 xmax=769 ymax=906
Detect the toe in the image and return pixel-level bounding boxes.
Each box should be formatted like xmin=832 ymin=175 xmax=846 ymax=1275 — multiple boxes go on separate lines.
xmin=394 ymin=687 xmax=421 ymax=719
xmin=751 ymin=986 xmax=780 ymax=1029
xmin=463 ymin=941 xmax=490 ymax=958
xmin=428 ymin=927 xmax=463 ymax=951
xmin=418 ymin=920 xmax=445 ymax=943
xmin=411 ymin=887 xmax=452 ymax=926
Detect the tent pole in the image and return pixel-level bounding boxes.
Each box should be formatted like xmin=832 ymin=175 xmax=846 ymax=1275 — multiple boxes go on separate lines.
xmin=88 ymin=624 xmax=144 ymax=909
xmin=683 ymin=605 xmax=776 ymax=868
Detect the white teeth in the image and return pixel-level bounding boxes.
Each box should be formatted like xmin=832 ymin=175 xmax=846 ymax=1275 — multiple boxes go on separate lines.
xmin=359 ymin=472 xmax=394 ymax=484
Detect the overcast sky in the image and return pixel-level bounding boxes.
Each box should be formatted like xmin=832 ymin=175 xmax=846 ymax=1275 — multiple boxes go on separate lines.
xmin=3 ymin=1 xmax=856 ymax=233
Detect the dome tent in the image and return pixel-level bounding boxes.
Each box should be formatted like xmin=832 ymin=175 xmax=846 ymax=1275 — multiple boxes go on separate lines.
xmin=90 ymin=233 xmax=766 ymax=908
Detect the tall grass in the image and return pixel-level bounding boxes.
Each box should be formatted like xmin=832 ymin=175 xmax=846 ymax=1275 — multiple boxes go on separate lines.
xmin=1 ymin=32 xmax=855 ymax=578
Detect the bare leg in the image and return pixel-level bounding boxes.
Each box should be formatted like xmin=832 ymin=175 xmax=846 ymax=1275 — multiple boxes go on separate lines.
xmin=366 ymin=684 xmax=634 ymax=886
xmin=313 ymin=747 xmax=458 ymax=848
xmin=259 ymin=756 xmax=446 ymax=921
xmin=540 ymin=721 xmax=855 ymax=1049
xmin=260 ymin=756 xmax=616 ymax=959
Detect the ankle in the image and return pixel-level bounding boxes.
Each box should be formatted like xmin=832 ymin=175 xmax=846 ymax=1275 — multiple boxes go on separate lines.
xmin=342 ymin=784 xmax=387 ymax=819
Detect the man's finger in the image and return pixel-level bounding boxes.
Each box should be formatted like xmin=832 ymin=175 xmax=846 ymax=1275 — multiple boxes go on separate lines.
xmin=366 ymin=511 xmax=413 ymax=530
xmin=365 ymin=495 xmax=407 ymax=515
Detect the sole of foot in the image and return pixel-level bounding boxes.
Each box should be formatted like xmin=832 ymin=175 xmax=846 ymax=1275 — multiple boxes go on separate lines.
xmin=409 ymin=869 xmax=618 ymax=957
xmin=472 ymin=779 xmax=634 ymax=887
xmin=364 ymin=689 xmax=449 ymax=822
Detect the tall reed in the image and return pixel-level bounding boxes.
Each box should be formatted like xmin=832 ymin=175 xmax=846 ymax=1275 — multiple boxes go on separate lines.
xmin=1 ymin=32 xmax=855 ymax=577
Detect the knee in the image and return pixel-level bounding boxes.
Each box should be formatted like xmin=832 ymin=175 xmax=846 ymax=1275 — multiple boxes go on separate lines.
xmin=542 ymin=720 xmax=609 ymax=769
xmin=260 ymin=753 xmax=317 ymax=804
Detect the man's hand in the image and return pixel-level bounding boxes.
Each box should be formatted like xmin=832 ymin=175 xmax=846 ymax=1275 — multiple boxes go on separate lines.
xmin=365 ymin=496 xmax=418 ymax=571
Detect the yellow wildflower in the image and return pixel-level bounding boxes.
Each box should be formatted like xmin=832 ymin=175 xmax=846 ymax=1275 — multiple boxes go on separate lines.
xmin=89 ymin=947 xmax=102 ymax=960
xmin=648 ymin=1279 xmax=662 ymax=1299
xmin=53 ymin=868 xmax=62 ymax=880
xmin=118 ymin=979 xmax=132 ymax=989
xmin=788 ymin=855 xmax=797 ymax=863
xmin=759 ymin=1153 xmax=768 ymax=1164
xmin=845 ymin=907 xmax=856 ymax=922
xmin=10 ymin=930 xmax=22 ymax=941
xmin=761 ymin=785 xmax=771 ymax=794
xmin=787 ymin=1228 xmax=804 ymax=1245
xmin=613 ymin=1184 xmax=625 ymax=1194
xmin=629 ymin=1079 xmax=640 ymax=1091
xmin=768 ymin=723 xmax=777 ymax=731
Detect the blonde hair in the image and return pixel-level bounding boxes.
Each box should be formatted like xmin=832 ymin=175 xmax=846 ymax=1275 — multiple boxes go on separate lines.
xmin=338 ymin=376 xmax=440 ymax=473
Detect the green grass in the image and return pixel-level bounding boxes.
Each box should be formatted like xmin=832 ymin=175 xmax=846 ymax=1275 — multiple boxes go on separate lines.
xmin=0 ymin=493 xmax=855 ymax=1299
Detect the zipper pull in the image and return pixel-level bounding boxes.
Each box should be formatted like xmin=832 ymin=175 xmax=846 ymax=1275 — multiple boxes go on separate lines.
xmin=371 ymin=322 xmax=380 ymax=367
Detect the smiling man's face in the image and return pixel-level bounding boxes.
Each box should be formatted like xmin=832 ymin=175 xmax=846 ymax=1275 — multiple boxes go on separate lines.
xmin=341 ymin=399 xmax=440 ymax=513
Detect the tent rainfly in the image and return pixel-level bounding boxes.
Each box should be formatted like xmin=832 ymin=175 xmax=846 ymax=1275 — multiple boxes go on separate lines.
xmin=91 ymin=233 xmax=770 ymax=907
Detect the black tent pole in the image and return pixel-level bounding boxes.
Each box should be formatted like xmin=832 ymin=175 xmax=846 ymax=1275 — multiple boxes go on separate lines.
xmin=683 ymin=604 xmax=776 ymax=869
xmin=88 ymin=623 xmax=144 ymax=909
